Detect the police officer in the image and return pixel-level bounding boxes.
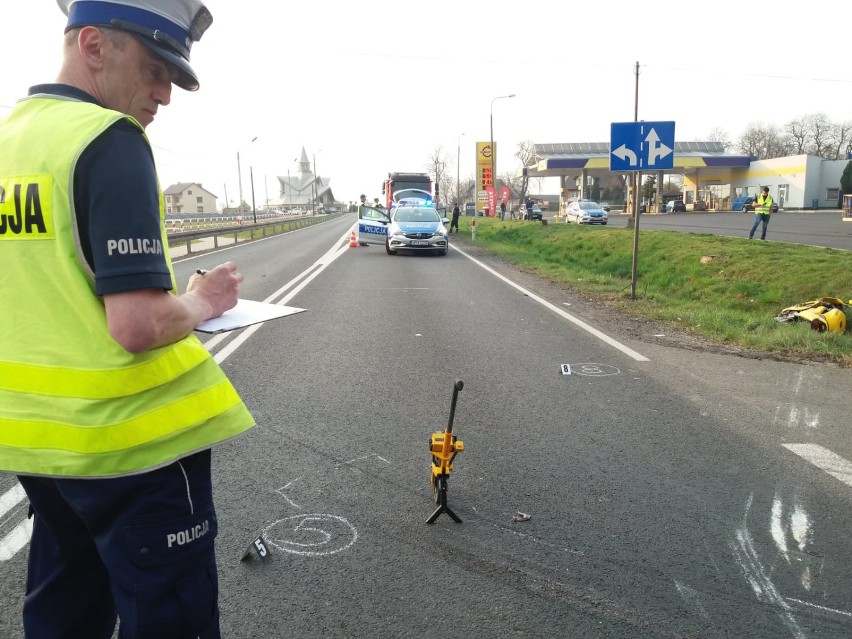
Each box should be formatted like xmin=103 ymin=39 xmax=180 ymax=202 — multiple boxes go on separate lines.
xmin=749 ymin=186 xmax=774 ymax=240
xmin=0 ymin=2 xmax=254 ymax=637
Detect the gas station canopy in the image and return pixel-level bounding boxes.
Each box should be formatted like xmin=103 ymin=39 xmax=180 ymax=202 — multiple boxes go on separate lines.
xmin=523 ymin=141 xmax=751 ymax=181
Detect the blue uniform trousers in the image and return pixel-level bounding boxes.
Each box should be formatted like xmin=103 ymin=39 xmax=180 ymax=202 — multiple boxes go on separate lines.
xmin=18 ymin=450 xmax=220 ymax=639
xmin=749 ymin=213 xmax=770 ymax=239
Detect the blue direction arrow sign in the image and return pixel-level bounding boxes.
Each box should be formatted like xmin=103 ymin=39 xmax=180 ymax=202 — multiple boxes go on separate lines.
xmin=610 ymin=121 xmax=675 ymax=171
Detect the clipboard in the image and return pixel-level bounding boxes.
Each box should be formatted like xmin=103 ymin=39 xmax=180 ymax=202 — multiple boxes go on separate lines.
xmin=195 ymin=298 xmax=306 ymax=334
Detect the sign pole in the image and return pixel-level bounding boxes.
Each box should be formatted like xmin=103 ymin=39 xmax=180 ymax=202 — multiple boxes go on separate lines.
xmin=609 ymin=66 xmax=674 ymax=303
xmin=630 ymin=61 xmax=640 ymax=300
xmin=631 ymin=171 xmax=640 ymax=299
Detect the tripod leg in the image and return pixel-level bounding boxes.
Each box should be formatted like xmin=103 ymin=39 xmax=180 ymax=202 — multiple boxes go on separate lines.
xmin=425 ymin=475 xmax=462 ymax=524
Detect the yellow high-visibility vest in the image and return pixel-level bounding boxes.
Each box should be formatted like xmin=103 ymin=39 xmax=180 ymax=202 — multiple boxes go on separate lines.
xmin=755 ymin=193 xmax=773 ymax=214
xmin=0 ymin=95 xmax=254 ymax=477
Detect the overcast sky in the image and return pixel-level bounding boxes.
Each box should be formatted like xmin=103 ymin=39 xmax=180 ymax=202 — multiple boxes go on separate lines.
xmin=4 ymin=1 xmax=851 ymax=207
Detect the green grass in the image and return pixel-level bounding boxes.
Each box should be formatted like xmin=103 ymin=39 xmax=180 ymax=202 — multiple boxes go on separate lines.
xmin=454 ymin=217 xmax=852 ymax=366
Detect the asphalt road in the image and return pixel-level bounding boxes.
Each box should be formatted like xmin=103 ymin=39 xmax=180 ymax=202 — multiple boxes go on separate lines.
xmin=579 ymin=209 xmax=852 ymax=251
xmin=2 ymin=214 xmax=851 ymax=638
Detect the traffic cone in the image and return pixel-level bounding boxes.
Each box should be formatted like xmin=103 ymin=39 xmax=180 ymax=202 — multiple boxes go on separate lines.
xmin=348 ymin=231 xmax=359 ymax=248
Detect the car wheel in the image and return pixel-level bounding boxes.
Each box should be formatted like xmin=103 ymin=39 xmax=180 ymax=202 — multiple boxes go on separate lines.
xmin=385 ymin=238 xmax=397 ymax=255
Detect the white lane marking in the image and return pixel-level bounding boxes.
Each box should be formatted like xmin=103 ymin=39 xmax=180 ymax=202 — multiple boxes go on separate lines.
xmin=0 ymin=483 xmax=26 ymax=519
xmin=0 ymin=484 xmax=30 ymax=562
xmin=782 ymin=443 xmax=852 ymax=488
xmin=0 ymin=517 xmax=33 ymax=562
xmin=213 ymin=232 xmax=350 ymax=364
xmin=452 ymin=244 xmax=649 ymax=362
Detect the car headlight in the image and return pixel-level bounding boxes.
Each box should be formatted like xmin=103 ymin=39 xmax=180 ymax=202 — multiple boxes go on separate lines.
xmin=433 ymin=229 xmax=446 ymax=237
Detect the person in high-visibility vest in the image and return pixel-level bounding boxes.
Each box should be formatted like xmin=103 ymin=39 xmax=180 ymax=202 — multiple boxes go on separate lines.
xmin=749 ymin=186 xmax=775 ymax=240
xmin=0 ymin=1 xmax=254 ymax=636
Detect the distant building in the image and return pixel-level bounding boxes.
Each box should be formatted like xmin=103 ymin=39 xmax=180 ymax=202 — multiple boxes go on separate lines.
xmin=163 ymin=182 xmax=217 ymax=214
xmin=221 ymin=201 xmax=252 ymax=215
xmin=523 ymin=142 xmax=850 ymax=211
xmin=265 ymin=147 xmax=337 ymax=212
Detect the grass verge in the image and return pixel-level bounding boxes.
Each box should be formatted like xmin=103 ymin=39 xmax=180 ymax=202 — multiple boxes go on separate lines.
xmin=453 ymin=217 xmax=852 ymax=366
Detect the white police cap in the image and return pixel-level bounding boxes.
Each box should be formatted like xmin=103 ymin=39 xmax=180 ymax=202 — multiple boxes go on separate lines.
xmin=57 ymin=0 xmax=213 ymax=91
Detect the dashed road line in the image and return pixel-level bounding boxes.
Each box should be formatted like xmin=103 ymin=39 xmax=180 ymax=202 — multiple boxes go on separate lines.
xmin=782 ymin=443 xmax=852 ymax=488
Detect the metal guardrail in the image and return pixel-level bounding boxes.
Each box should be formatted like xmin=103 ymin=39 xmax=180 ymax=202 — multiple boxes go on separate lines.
xmin=166 ymin=212 xmax=344 ymax=256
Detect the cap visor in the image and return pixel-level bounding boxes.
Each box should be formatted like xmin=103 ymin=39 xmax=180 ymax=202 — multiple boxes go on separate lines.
xmin=131 ymin=34 xmax=199 ymax=91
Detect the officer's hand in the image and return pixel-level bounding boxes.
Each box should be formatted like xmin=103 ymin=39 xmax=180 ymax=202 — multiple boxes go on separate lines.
xmin=187 ymin=261 xmax=242 ymax=319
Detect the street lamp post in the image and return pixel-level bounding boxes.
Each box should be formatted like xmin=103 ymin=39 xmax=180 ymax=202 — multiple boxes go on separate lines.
xmin=489 ymin=94 xmax=515 ymax=212
xmin=250 ymin=166 xmax=257 ymax=223
xmin=457 ymin=132 xmax=465 ymax=209
xmin=236 ymin=136 xmax=257 ymax=211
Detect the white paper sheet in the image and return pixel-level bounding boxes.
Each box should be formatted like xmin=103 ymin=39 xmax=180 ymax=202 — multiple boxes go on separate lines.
xmin=195 ymin=298 xmax=306 ymax=334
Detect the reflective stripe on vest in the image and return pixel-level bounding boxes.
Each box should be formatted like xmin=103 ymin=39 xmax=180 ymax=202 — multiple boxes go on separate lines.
xmin=0 ymin=95 xmax=254 ymax=477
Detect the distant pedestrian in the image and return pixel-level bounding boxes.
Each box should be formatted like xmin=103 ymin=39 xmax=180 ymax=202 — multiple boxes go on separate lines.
xmin=450 ymin=203 xmax=460 ymax=232
xmin=748 ymin=187 xmax=774 ymax=240
xmin=359 ymin=194 xmax=368 ymax=208
xmin=500 ymin=201 xmax=507 ymax=220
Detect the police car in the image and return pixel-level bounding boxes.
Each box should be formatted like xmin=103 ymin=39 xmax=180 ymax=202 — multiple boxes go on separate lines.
xmin=358 ymin=193 xmax=449 ymax=256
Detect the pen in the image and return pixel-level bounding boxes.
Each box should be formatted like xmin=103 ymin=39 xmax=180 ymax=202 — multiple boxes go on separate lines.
xmin=196 ymin=269 xmax=207 ymax=275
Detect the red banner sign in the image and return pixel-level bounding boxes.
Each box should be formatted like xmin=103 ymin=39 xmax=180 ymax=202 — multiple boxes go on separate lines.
xmin=486 ymin=186 xmax=497 ymax=216
xmin=500 ymin=185 xmax=510 ymax=205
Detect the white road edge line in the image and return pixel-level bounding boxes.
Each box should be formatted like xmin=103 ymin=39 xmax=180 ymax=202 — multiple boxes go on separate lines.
xmin=782 ymin=443 xmax=852 ymax=488
xmin=451 ymin=244 xmax=649 ymax=362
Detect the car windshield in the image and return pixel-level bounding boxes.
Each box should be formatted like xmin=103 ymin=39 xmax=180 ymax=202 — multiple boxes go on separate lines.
xmin=394 ymin=207 xmax=439 ymax=223
xmin=580 ymin=201 xmax=601 ymax=210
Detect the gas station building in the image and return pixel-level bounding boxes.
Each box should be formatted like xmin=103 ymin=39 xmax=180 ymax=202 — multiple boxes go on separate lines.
xmin=522 ymin=141 xmax=849 ymax=212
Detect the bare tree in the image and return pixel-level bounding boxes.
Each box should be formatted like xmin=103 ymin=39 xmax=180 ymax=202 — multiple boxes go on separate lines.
xmin=425 ymin=146 xmax=451 ymax=207
xmin=706 ymin=127 xmax=732 ymax=151
xmin=830 ymin=120 xmax=852 ymax=159
xmin=513 ymin=140 xmax=535 ymax=208
xmin=737 ymin=123 xmax=765 ymax=157
xmin=498 ymin=171 xmax=525 ymax=204
xmin=806 ymin=113 xmax=834 ymax=158
xmin=737 ymin=122 xmax=788 ymax=159
xmin=784 ymin=117 xmax=808 ymax=154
